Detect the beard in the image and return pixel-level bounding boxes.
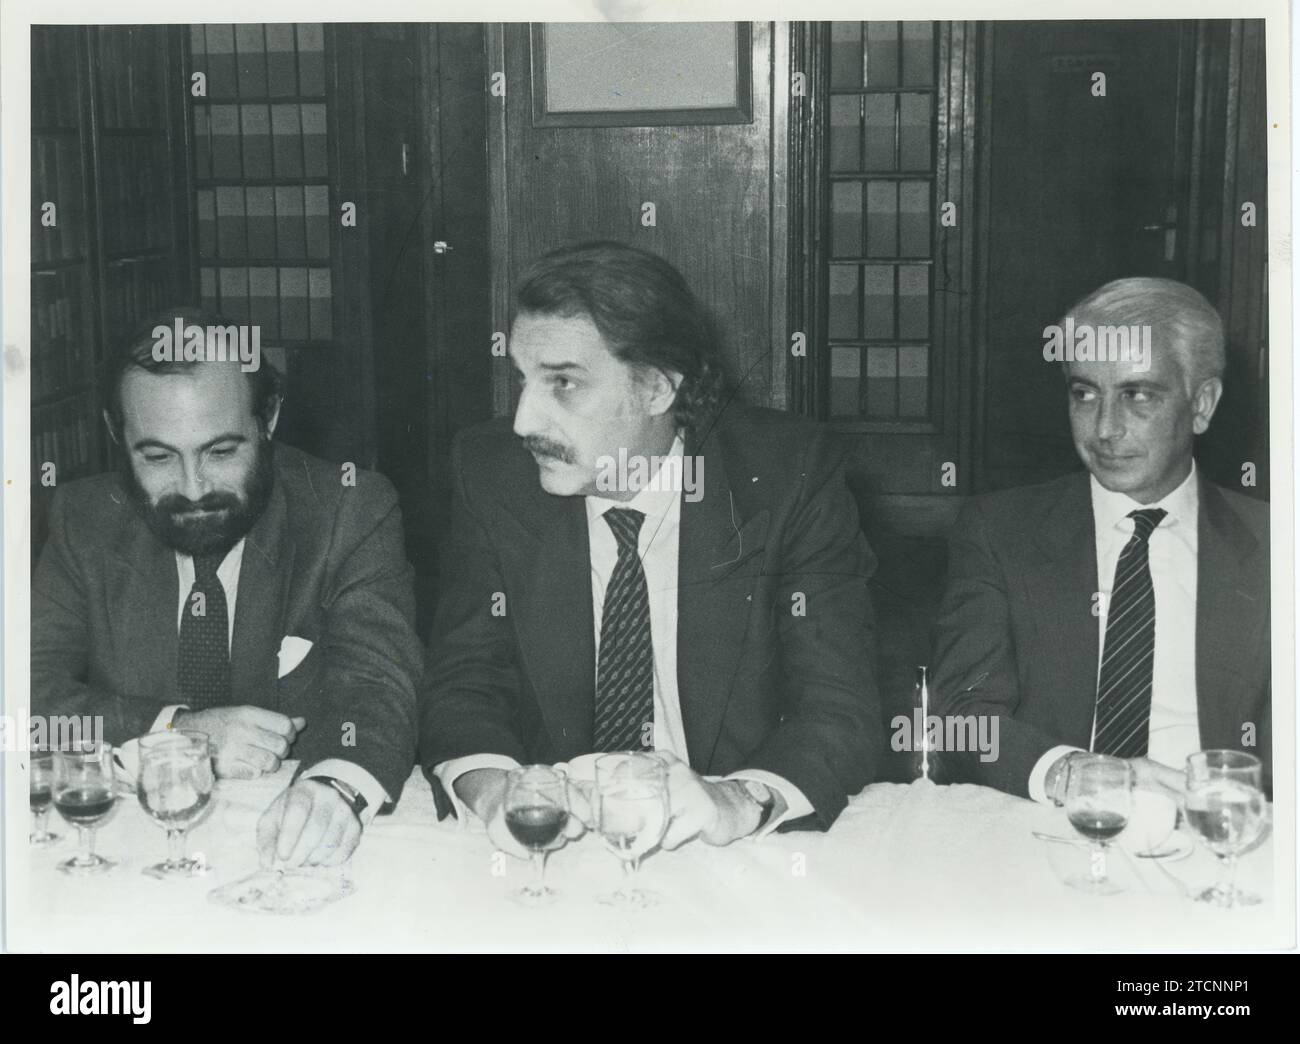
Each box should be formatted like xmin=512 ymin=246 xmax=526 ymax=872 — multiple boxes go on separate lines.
xmin=124 ymin=435 xmax=276 ymax=557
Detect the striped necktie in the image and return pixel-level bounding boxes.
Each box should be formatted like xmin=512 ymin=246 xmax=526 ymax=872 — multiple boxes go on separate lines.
xmin=1093 ymin=508 xmax=1167 ymax=758
xmin=177 ymin=551 xmax=231 ymax=709
xmin=592 ymin=508 xmax=654 ymax=753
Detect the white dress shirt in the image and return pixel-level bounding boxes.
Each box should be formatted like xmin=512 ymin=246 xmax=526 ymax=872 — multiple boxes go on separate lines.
xmin=1028 ymin=463 xmax=1200 ymax=802
xmin=436 ymin=434 xmax=813 ymax=837
xmin=134 ymin=537 xmax=387 ymax=823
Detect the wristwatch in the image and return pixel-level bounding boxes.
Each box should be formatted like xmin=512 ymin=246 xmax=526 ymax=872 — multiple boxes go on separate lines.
xmin=307 ymin=775 xmax=368 ymax=821
xmin=737 ymin=779 xmax=777 ymax=832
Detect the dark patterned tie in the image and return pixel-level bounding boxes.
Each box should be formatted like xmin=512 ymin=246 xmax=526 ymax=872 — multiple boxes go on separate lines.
xmin=177 ymin=551 xmax=231 ymax=710
xmin=1093 ymin=508 xmax=1167 ymax=758
xmin=593 ymin=508 xmax=654 ymax=752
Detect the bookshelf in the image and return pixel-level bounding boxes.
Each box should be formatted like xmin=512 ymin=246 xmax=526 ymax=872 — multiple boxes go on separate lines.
xmin=30 ymin=25 xmax=191 ymax=553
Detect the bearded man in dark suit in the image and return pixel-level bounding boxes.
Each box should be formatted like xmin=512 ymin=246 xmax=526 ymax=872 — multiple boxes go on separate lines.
xmin=931 ymin=278 xmax=1269 ymax=801
xmin=419 ymin=242 xmax=882 ymax=856
xmin=32 ymin=309 xmax=421 ymax=867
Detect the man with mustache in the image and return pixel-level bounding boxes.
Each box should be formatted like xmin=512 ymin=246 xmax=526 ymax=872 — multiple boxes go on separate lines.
xmin=420 ymin=242 xmax=882 ymax=855
xmin=31 ymin=309 xmax=421 ymax=866
xmin=929 ymin=278 xmax=1270 ymax=800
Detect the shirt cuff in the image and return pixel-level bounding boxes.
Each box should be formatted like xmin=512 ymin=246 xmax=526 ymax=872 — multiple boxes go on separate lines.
xmin=434 ymin=754 xmax=523 ymax=827
xmin=1028 ymin=745 xmax=1086 ymax=805
xmin=723 ymin=769 xmax=814 ymax=838
xmin=302 ymin=759 xmax=390 ymax=827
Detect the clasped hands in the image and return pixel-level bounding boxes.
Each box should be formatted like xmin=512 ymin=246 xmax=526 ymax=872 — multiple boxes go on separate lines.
xmin=171 ymin=705 xmax=361 ymax=870
xmin=455 ymin=751 xmax=772 ymax=861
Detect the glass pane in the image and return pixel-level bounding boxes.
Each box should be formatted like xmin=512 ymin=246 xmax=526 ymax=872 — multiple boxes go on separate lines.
xmin=830 ymin=345 xmax=861 ymax=417
xmin=829 ymin=266 xmax=859 ymax=339
xmin=215 ymin=187 xmax=246 ymax=258
xmin=830 ymin=97 xmax=862 ymax=172
xmin=866 ymin=182 xmax=897 ymax=258
xmin=280 ymin=266 xmax=309 ymax=339
xmin=297 ymin=24 xmax=326 ymax=96
xmin=218 ymin=265 xmax=250 ymax=322
xmin=309 ymin=267 xmax=332 ymax=339
xmin=830 ymin=23 xmax=862 ymax=89
xmin=245 ymin=186 xmax=275 ymax=257
xmin=901 ymin=23 xmax=934 ymax=87
xmin=866 ymin=346 xmax=897 ymax=416
xmin=240 ymin=104 xmax=272 ymax=179
xmin=865 ymin=22 xmax=899 ymax=87
xmin=199 ymin=266 xmax=218 ymax=312
xmin=197 ymin=189 xmax=216 ymax=258
xmin=249 ymin=266 xmax=279 ymax=338
xmin=898 ymin=180 xmax=930 ymax=257
xmin=831 ymin=182 xmax=863 ymax=258
xmin=899 ymin=93 xmax=932 ymax=170
xmin=235 ymin=24 xmax=268 ymax=99
xmin=210 ymin=105 xmax=241 ymax=179
xmin=271 ymin=104 xmax=303 ymax=178
xmin=863 ymin=94 xmax=895 ymax=171
xmin=899 ymin=265 xmax=930 ymax=339
xmin=205 ymin=24 xmax=237 ymax=99
xmin=863 ymin=266 xmax=894 ymax=339
xmin=898 ymin=344 xmax=929 ymax=416
xmin=265 ymin=24 xmax=298 ymax=97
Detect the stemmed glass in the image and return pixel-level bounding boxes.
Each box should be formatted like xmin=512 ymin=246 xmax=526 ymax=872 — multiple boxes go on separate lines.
xmin=1184 ymin=750 xmax=1266 ymax=908
xmin=52 ymin=742 xmax=118 ymax=874
xmin=29 ymin=750 xmax=62 ymax=846
xmin=595 ymin=752 xmax=670 ymax=908
xmin=137 ymin=731 xmax=216 ymax=878
xmin=503 ymin=765 xmax=569 ymax=905
xmin=1062 ymin=753 xmax=1133 ymax=895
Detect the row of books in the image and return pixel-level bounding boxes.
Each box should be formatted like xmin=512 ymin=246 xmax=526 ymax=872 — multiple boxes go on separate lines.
xmin=94 ymin=25 xmax=169 ymax=131
xmin=194 ymin=103 xmax=328 ymax=182
xmin=32 ymin=394 xmax=95 ymax=483
xmin=31 ymin=27 xmax=82 ymax=130
xmin=31 ymin=135 xmax=87 ymax=264
xmin=198 ymin=185 xmax=331 ymax=261
xmin=190 ymin=23 xmax=326 ymax=100
xmin=104 ymin=257 xmax=175 ymax=348
xmin=31 ymin=269 xmax=92 ymax=402
xmin=97 ymin=136 xmax=175 ymax=257
xmin=200 ymin=265 xmax=333 ymax=342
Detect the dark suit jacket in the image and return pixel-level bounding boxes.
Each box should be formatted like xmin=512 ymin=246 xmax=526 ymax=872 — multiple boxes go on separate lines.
xmin=419 ymin=408 xmax=883 ymax=830
xmin=31 ymin=443 xmax=421 ymax=801
xmin=930 ymin=470 xmax=1271 ymax=797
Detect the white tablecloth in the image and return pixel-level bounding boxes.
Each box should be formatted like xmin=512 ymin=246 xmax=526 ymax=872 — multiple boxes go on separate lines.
xmin=11 ymin=765 xmax=1289 ymax=952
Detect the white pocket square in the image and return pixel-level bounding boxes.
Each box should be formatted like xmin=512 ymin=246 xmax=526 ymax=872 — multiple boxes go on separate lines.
xmin=277 ymin=635 xmax=314 ymax=678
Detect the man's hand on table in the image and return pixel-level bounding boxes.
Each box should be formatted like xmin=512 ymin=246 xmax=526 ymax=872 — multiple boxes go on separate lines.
xmin=172 ymin=707 xmax=306 ymax=779
xmin=454 ymin=767 xmax=587 ymax=860
xmin=256 ymin=779 xmax=360 ymax=868
xmin=658 ymin=752 xmax=766 ymax=849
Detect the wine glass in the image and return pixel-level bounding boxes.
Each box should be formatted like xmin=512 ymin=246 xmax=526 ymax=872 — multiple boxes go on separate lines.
xmin=595 ymin=752 xmax=670 ymax=908
xmin=1062 ymin=753 xmax=1133 ymax=895
xmin=502 ymin=765 xmax=568 ymax=905
xmin=52 ymin=742 xmax=118 ymax=874
xmin=30 ymin=750 xmax=61 ymax=846
xmin=1184 ymin=750 xmax=1266 ymax=908
xmin=137 ymin=731 xmax=216 ymax=879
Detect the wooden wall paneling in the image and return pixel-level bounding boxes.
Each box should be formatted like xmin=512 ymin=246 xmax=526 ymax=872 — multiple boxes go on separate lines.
xmin=489 ymin=21 xmax=777 ymax=419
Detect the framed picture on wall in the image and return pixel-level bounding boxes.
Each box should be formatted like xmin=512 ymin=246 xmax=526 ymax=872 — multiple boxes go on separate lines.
xmin=530 ymin=22 xmax=753 ymax=127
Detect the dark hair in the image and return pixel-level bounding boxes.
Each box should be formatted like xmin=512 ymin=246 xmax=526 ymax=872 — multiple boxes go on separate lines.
xmin=102 ymin=306 xmax=283 ymax=438
xmin=512 ymin=241 xmax=727 ymax=432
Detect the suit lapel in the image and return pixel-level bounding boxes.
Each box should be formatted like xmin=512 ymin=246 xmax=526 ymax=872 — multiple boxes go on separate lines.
xmin=1196 ymin=477 xmax=1261 ymax=746
xmin=107 ymin=521 xmax=180 ymax=704
xmin=1031 ymin=473 xmax=1101 ymax=744
xmin=677 ymin=430 xmax=768 ymax=769
xmin=230 ymin=481 xmax=294 ymax=706
xmin=512 ymin=483 xmax=597 ymax=756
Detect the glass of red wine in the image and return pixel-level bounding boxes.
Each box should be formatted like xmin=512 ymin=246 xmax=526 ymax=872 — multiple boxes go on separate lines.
xmin=503 ymin=765 xmax=568 ymax=905
xmin=52 ymin=742 xmax=118 ymax=874
xmin=137 ymin=731 xmax=216 ymax=879
xmin=1063 ymin=753 xmax=1133 ymax=895
xmin=30 ymin=750 xmax=61 ymax=847
xmin=1184 ymin=750 xmax=1266 ymax=908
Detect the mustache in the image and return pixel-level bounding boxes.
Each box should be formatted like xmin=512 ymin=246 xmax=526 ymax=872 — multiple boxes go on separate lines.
xmin=522 ymin=436 xmax=575 ymax=464
xmin=155 ymin=492 xmax=241 ymax=515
